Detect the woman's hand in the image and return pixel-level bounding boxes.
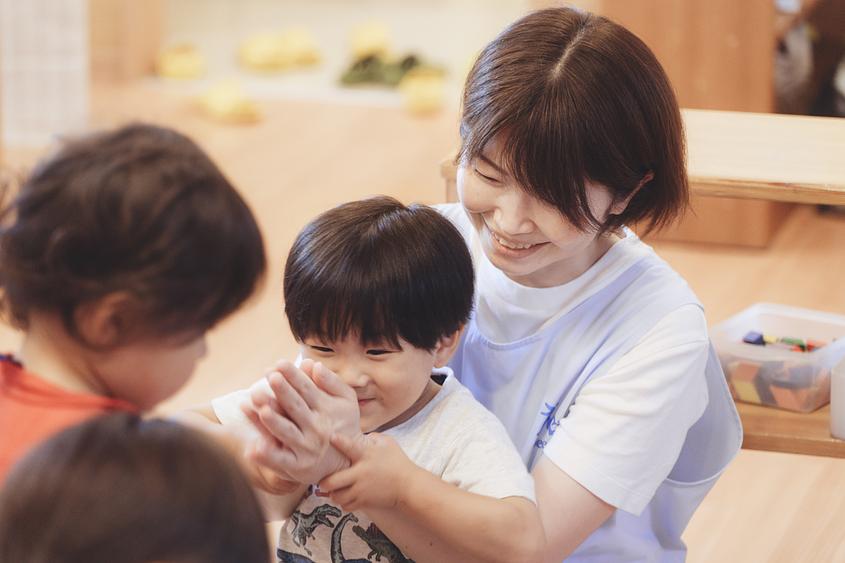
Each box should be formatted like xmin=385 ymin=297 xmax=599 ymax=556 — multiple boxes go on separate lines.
xmin=318 ymin=432 xmax=420 ymax=512
xmin=241 ymin=359 xmax=363 ymax=485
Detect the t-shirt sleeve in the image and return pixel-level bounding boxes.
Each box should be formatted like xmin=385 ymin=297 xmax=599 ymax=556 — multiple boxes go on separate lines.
xmin=438 ymin=391 xmax=536 ymax=503
xmin=540 ymin=304 xmax=710 ymax=516
xmin=211 ymin=377 xmax=272 ymax=429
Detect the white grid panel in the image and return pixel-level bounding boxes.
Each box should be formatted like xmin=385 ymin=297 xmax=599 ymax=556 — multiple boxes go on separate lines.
xmin=1 ymin=0 xmax=89 ymax=147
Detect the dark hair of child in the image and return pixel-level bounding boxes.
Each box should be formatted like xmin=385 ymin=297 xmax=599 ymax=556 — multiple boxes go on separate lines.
xmin=284 ymin=196 xmax=474 ymax=350
xmin=0 ymin=412 xmax=269 ymax=563
xmin=0 ymin=123 xmax=266 ymax=347
xmin=459 ymin=7 xmax=689 ymax=234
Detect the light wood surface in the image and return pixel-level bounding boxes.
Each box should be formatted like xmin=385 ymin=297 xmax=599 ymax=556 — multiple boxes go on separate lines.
xmin=739 ymin=403 xmax=845 ymax=458
xmin=3 ymin=82 xmax=845 ymax=561
xmin=685 ymin=110 xmax=845 ymax=204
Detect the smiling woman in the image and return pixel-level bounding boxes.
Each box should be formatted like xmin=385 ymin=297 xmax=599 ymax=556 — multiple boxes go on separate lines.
xmin=426 ymin=7 xmax=743 ymax=561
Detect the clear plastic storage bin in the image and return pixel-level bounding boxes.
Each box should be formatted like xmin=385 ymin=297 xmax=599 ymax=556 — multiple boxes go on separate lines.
xmin=711 ymin=303 xmax=845 ymax=412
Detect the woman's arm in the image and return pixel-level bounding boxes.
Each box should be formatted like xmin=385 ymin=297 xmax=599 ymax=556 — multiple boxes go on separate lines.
xmin=532 ymin=456 xmax=615 ymax=561
xmin=320 ymin=433 xmax=546 ymax=563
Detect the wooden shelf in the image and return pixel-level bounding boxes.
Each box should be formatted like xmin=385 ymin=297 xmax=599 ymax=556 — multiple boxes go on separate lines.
xmin=684 ymin=109 xmax=845 ymax=205
xmin=738 ymin=403 xmax=845 ymax=458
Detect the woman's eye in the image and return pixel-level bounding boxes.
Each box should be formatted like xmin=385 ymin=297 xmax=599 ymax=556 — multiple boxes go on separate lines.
xmin=473 ymin=166 xmax=501 ymax=184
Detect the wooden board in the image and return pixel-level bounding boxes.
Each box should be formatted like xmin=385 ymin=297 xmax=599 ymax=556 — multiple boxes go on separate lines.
xmin=738 ymin=403 xmax=845 ymax=458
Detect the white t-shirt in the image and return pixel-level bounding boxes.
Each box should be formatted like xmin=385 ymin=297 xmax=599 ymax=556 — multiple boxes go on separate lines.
xmin=214 ymin=371 xmax=536 ymax=561
xmin=437 ymin=203 xmax=711 ymax=515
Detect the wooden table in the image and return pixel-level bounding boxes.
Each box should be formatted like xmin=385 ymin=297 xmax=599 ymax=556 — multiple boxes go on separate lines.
xmin=738 ymin=403 xmax=845 ymax=458
xmin=442 ymin=108 xmax=845 ymax=458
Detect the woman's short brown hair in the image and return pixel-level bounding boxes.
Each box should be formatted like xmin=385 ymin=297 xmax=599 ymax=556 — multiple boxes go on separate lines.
xmin=0 ymin=413 xmax=268 ymax=563
xmin=460 ymin=7 xmax=688 ymax=234
xmin=0 ymin=123 xmax=266 ymax=345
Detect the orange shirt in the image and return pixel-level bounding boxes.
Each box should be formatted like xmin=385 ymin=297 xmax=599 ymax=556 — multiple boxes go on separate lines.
xmin=0 ymin=355 xmax=138 ymax=483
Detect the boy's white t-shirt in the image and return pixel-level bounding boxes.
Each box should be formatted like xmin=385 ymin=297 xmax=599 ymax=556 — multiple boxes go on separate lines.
xmin=213 ymin=370 xmax=536 ymax=561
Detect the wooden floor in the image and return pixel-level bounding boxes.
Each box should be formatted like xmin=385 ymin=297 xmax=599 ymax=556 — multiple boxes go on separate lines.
xmin=2 ymin=84 xmax=844 ymax=561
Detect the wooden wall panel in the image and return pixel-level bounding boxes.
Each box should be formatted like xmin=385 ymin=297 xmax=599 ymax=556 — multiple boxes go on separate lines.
xmin=89 ymin=0 xmax=163 ymax=82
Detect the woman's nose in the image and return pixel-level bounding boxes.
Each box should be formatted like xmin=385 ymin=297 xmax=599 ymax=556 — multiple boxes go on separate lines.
xmin=493 ymin=190 xmax=534 ymax=235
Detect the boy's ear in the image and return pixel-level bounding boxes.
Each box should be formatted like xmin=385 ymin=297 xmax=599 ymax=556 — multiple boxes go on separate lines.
xmin=432 ymin=327 xmax=463 ymax=368
xmin=74 ymin=292 xmax=137 ymax=348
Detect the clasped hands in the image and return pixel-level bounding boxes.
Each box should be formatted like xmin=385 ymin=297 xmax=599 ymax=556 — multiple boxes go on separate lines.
xmin=239 ymin=359 xmax=416 ymax=511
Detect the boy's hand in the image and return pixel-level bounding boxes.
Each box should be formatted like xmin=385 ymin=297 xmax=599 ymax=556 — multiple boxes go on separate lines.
xmin=245 ymin=456 xmax=301 ymax=495
xmin=318 ymin=432 xmax=420 ymax=512
xmin=245 ymin=359 xmax=361 ymax=485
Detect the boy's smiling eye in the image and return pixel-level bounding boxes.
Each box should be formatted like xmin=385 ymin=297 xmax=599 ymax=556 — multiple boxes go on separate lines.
xmin=309 ymin=344 xmax=334 ymax=353
xmin=366 ymin=348 xmax=394 ymax=356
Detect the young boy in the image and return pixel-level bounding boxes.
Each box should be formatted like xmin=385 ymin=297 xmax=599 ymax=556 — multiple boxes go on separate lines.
xmin=0 ymin=123 xmax=266 ymax=482
xmin=209 ymin=197 xmax=544 ymax=562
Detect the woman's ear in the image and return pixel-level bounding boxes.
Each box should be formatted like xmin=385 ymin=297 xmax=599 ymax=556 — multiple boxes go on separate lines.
xmin=74 ymin=292 xmax=137 ymax=348
xmin=432 ymin=327 xmax=464 ymax=368
xmin=610 ymin=170 xmax=654 ymax=215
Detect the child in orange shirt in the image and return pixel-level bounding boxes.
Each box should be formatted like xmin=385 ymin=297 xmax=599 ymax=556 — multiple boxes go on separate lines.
xmin=0 ymin=123 xmax=266 ymax=482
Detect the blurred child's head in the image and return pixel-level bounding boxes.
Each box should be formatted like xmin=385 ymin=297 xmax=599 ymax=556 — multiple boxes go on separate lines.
xmin=284 ymin=196 xmax=474 ymax=431
xmin=0 ymin=412 xmax=269 ymax=563
xmin=457 ymin=7 xmax=687 ymax=287
xmin=0 ymin=123 xmax=266 ymax=408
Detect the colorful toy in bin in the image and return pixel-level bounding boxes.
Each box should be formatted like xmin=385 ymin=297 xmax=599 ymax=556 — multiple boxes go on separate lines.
xmin=712 ymin=303 xmax=845 ymax=413
xmin=742 ymin=330 xmax=829 ymax=352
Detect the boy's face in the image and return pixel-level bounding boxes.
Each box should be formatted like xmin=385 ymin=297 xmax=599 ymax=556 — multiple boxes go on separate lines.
xmin=299 ymin=334 xmax=453 ymax=433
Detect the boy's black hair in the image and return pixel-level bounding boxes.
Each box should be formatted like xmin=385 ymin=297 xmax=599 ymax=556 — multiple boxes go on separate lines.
xmin=0 ymin=123 xmax=266 ymax=345
xmin=284 ymin=196 xmax=474 ymax=350
xmin=0 ymin=413 xmax=268 ymax=563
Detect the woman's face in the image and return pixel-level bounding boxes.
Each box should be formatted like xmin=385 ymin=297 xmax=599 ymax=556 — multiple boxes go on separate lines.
xmin=457 ymin=137 xmax=622 ymax=288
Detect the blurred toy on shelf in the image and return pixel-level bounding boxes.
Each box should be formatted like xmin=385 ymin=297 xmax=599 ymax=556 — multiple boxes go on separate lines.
xmin=239 ymin=29 xmax=321 ymax=73
xmin=349 ymin=21 xmax=390 ymax=60
xmin=341 ymin=54 xmax=430 ymax=87
xmin=197 ymin=80 xmax=260 ymax=124
xmin=156 ymin=44 xmax=206 ymax=79
xmin=399 ymin=67 xmax=446 ymax=115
